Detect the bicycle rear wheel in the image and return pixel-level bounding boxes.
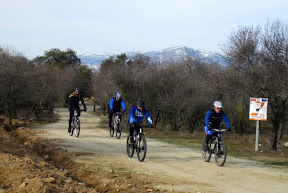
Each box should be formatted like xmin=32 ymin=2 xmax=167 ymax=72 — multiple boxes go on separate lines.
xmin=75 ymin=119 xmax=80 ymax=137
xmin=215 ymin=141 xmax=227 ymax=167
xmin=202 ymin=139 xmax=211 ymax=162
xmin=126 ymin=135 xmax=134 ymax=157
xmin=116 ymin=123 xmax=121 ymax=139
xmin=137 ymin=135 xmax=147 ymax=162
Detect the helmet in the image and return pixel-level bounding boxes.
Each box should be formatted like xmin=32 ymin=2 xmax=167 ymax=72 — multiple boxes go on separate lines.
xmin=116 ymin=92 xmax=122 ymax=99
xmin=213 ymin=101 xmax=222 ymax=108
xmin=137 ymin=98 xmax=145 ymax=108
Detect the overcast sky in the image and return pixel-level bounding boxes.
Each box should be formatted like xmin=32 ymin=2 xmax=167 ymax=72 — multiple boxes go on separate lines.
xmin=1 ymin=0 xmax=287 ymax=59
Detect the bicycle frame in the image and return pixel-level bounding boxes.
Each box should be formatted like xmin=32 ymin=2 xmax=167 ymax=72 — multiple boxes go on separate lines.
xmin=110 ymin=112 xmax=122 ymax=138
xmin=126 ymin=124 xmax=147 ymax=162
xmin=202 ymin=128 xmax=227 ymax=167
xmin=114 ymin=112 xmax=121 ymax=126
xmin=70 ymin=109 xmax=84 ymax=137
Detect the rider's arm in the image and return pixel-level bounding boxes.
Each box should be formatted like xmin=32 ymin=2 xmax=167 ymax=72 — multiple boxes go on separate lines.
xmin=68 ymin=95 xmax=72 ymax=109
xmin=128 ymin=106 xmax=136 ymax=124
xmin=121 ymin=99 xmax=126 ymax=111
xmin=222 ymin=111 xmax=231 ymax=129
xmin=109 ymin=98 xmax=114 ymax=110
xmin=144 ymin=108 xmax=153 ymax=124
xmin=205 ymin=110 xmax=212 ymax=127
xmin=80 ymin=95 xmax=86 ymax=110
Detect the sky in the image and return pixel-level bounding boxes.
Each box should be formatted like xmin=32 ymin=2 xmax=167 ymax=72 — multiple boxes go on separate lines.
xmin=1 ymin=0 xmax=288 ymax=59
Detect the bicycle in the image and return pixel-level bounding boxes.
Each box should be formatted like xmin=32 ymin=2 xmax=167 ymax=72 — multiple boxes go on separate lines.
xmin=70 ymin=109 xmax=85 ymax=138
xmin=126 ymin=123 xmax=149 ymax=162
xmin=110 ymin=111 xmax=123 ymax=139
xmin=202 ymin=128 xmax=227 ymax=167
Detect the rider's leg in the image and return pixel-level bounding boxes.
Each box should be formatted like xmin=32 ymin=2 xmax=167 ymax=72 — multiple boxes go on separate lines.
xmin=68 ymin=109 xmax=74 ymax=132
xmin=108 ymin=109 xmax=113 ymax=128
xmin=76 ymin=107 xmax=81 ymax=118
xmin=129 ymin=124 xmax=135 ymax=143
xmin=204 ymin=126 xmax=213 ymax=150
xmin=218 ymin=132 xmax=222 ymax=141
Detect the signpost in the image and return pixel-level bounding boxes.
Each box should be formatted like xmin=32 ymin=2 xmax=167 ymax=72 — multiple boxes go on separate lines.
xmin=249 ymin=98 xmax=268 ymax=151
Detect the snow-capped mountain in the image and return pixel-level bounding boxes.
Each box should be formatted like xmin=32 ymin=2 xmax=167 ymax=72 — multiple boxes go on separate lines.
xmin=78 ymin=46 xmax=227 ymax=69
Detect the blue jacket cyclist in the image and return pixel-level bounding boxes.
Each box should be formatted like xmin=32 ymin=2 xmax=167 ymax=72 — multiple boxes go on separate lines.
xmin=108 ymin=92 xmax=126 ymax=128
xmin=128 ymin=98 xmax=153 ymax=143
xmin=204 ymin=101 xmax=231 ymax=150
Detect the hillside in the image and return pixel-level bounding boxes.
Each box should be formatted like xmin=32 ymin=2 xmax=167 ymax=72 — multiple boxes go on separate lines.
xmin=78 ymin=46 xmax=228 ymax=69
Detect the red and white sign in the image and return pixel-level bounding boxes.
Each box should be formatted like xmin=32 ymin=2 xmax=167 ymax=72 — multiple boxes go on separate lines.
xmin=249 ymin=98 xmax=268 ymax=121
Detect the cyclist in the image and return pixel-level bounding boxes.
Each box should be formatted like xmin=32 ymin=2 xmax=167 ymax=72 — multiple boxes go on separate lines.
xmin=204 ymin=101 xmax=231 ymax=151
xmin=68 ymin=88 xmax=86 ymax=133
xmin=128 ymin=98 xmax=153 ymax=143
xmin=108 ymin=92 xmax=126 ymax=129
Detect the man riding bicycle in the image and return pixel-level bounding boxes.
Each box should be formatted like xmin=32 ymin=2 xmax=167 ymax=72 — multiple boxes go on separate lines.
xmin=204 ymin=101 xmax=231 ymax=151
xmin=68 ymin=88 xmax=86 ymax=133
xmin=128 ymin=98 xmax=153 ymax=143
xmin=108 ymin=92 xmax=126 ymax=129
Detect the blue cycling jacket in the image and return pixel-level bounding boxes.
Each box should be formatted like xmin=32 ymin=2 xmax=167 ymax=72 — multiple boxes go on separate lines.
xmin=128 ymin=105 xmax=152 ymax=124
xmin=205 ymin=108 xmax=231 ymax=129
xmin=109 ymin=97 xmax=126 ymax=111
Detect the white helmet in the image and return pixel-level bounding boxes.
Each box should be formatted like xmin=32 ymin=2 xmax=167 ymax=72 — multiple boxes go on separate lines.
xmin=213 ymin=101 xmax=223 ymax=108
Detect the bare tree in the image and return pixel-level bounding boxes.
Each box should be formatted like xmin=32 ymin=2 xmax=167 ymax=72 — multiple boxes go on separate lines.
xmin=0 ymin=46 xmax=34 ymax=123
xmin=222 ymin=19 xmax=288 ymax=150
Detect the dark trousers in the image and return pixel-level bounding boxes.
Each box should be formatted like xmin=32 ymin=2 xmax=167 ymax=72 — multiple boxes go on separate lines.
xmin=108 ymin=109 xmax=121 ymax=127
xmin=205 ymin=134 xmax=213 ymax=145
xmin=108 ymin=109 xmax=113 ymax=127
xmin=205 ymin=132 xmax=221 ymax=145
xmin=69 ymin=107 xmax=80 ymax=128
xmin=129 ymin=124 xmax=140 ymax=137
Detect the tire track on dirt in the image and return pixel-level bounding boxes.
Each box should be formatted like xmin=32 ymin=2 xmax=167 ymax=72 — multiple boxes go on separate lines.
xmin=28 ymin=103 xmax=288 ymax=193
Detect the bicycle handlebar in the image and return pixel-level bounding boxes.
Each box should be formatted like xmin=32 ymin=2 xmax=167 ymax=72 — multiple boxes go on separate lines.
xmin=130 ymin=123 xmax=153 ymax=128
xmin=212 ymin=128 xmax=226 ymax=132
xmin=143 ymin=124 xmax=154 ymax=128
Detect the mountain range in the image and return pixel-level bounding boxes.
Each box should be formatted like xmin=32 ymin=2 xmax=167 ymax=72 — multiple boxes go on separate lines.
xmin=78 ymin=46 xmax=228 ymax=69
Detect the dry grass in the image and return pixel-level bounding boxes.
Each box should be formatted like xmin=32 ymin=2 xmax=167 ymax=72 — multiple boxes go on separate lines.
xmin=144 ymin=127 xmax=288 ymax=167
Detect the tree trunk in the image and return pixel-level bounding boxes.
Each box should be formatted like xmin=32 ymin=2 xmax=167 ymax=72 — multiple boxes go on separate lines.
xmin=154 ymin=109 xmax=161 ymax=128
xmin=279 ymin=119 xmax=284 ymax=140
xmin=271 ymin=118 xmax=279 ymax=150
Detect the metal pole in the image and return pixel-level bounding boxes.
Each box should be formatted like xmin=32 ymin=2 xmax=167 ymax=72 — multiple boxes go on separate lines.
xmin=255 ymin=120 xmax=259 ymax=151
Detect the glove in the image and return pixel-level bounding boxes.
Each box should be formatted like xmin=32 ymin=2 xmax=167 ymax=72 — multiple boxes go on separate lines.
xmin=226 ymin=128 xmax=231 ymax=132
xmin=84 ymin=107 xmax=87 ymax=112
xmin=147 ymin=117 xmax=152 ymax=125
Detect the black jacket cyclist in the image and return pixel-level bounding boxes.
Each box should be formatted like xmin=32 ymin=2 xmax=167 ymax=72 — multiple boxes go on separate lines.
xmin=68 ymin=88 xmax=86 ymax=133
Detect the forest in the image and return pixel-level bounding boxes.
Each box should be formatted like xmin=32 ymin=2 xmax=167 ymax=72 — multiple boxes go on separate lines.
xmin=1 ymin=19 xmax=287 ymax=150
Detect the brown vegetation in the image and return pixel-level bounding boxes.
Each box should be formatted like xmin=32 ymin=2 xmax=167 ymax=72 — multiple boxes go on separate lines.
xmin=1 ymin=19 xmax=288 ymax=152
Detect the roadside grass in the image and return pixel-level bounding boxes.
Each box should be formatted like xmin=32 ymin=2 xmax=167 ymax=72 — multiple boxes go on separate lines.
xmin=144 ymin=128 xmax=288 ymax=167
xmin=94 ymin=108 xmax=288 ymax=167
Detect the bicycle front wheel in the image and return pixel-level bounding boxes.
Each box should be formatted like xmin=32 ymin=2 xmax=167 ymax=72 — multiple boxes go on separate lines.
xmin=126 ymin=135 xmax=134 ymax=157
xmin=75 ymin=119 xmax=80 ymax=137
xmin=116 ymin=123 xmax=121 ymax=139
xmin=137 ymin=135 xmax=147 ymax=162
xmin=215 ymin=141 xmax=227 ymax=167
xmin=202 ymin=139 xmax=211 ymax=162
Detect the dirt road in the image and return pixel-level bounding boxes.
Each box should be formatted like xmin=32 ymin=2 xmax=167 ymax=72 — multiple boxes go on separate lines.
xmin=34 ymin=103 xmax=288 ymax=193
